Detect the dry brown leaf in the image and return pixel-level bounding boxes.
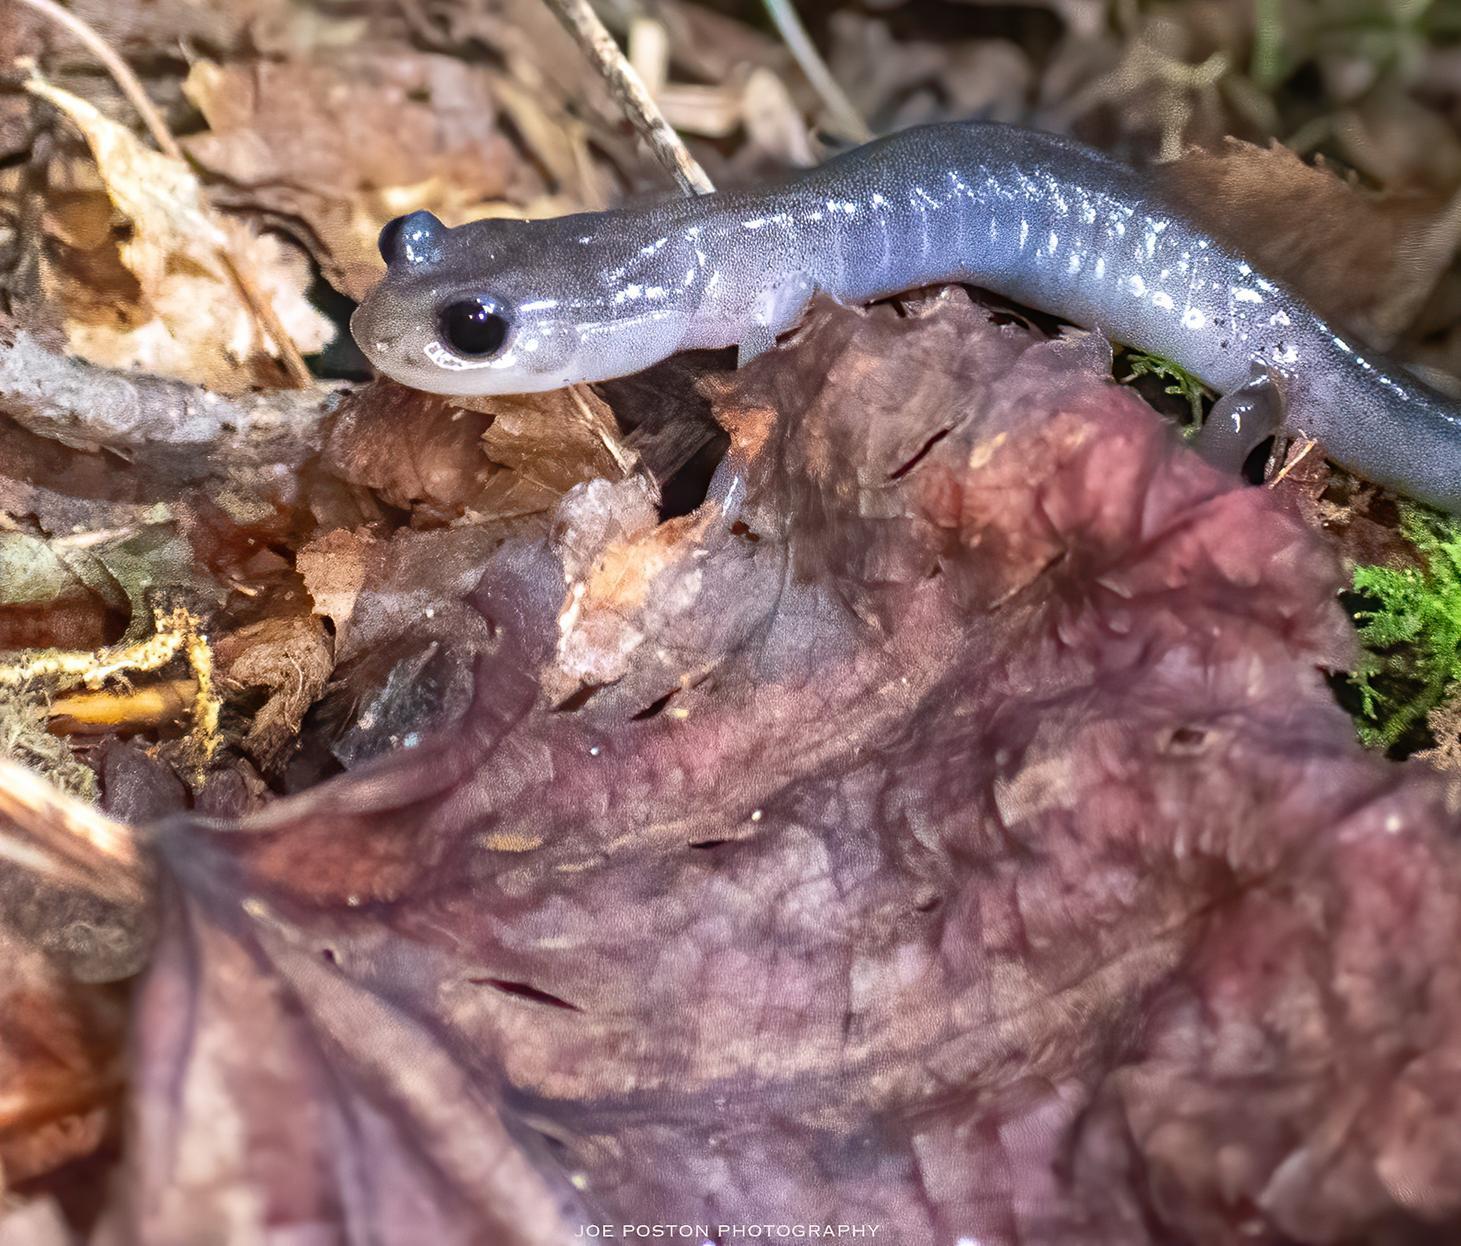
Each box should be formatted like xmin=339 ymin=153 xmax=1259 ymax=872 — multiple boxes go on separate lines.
xmin=474 ymin=386 xmax=635 ymax=494
xmin=26 ymin=77 xmax=331 ymax=393
xmin=0 ymin=925 xmax=126 ymax=1187
xmin=1161 ymin=138 xmax=1461 ymax=353
xmin=217 ymin=614 xmax=332 ymax=771
xmin=42 ymin=295 xmax=1461 ymax=1246
xmin=325 ymin=380 xmax=636 ymax=527
xmin=181 ymin=53 xmax=522 ymax=300
xmin=296 ymin=529 xmax=370 ymax=647
xmin=322 ymin=385 xmax=497 ymax=520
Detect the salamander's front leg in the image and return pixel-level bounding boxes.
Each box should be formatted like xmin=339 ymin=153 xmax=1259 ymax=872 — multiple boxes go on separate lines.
xmin=736 ymin=274 xmax=814 ymax=368
xmin=1195 ymin=362 xmax=1288 ymax=474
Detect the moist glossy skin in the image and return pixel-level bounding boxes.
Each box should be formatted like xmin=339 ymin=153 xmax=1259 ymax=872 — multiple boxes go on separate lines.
xmin=351 ymin=121 xmax=1461 ymax=512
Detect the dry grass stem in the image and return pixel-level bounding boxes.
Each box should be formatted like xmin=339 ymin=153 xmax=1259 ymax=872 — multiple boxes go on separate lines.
xmin=538 ymin=0 xmax=715 ymax=195
xmin=759 ymin=0 xmax=871 ymax=142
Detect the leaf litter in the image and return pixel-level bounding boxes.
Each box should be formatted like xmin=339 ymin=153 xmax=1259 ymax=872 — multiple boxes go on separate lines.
xmin=0 ymin=1 xmax=1460 ymax=1244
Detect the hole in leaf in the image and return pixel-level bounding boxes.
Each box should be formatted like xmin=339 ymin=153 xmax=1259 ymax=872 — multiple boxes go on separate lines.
xmin=470 ymin=978 xmax=582 ymax=1011
xmin=553 ymin=684 xmax=601 ymax=713
xmin=633 ymin=689 xmax=677 ymax=721
xmin=890 ymin=427 xmax=953 ymax=481
xmin=658 ymin=430 xmax=730 ymax=520
xmin=729 ymin=520 xmax=762 ymax=543
xmin=1164 ymin=725 xmax=1209 ymax=753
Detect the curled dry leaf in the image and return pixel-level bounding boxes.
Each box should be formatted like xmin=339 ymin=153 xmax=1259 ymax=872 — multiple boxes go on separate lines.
xmin=26 ymin=78 xmax=331 ymax=393
xmin=0 ymin=928 xmax=124 ymax=1190
xmin=181 ymin=53 xmax=522 ymax=300
xmin=297 ymin=525 xmax=499 ymax=667
xmin=41 ymin=296 xmax=1461 ymax=1245
xmin=325 ymin=379 xmax=636 ymax=525
xmin=60 ymin=0 xmax=292 ymax=58
xmin=322 ymin=384 xmax=497 ymax=519
xmin=292 ymin=525 xmax=506 ymax=767
xmin=215 ymin=613 xmax=333 ymax=772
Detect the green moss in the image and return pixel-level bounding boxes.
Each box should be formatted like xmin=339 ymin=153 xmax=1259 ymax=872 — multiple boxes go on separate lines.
xmin=0 ymin=689 xmax=98 ymax=803
xmin=1350 ymin=504 xmax=1461 ymax=749
xmin=1118 ymin=348 xmax=1212 ymax=427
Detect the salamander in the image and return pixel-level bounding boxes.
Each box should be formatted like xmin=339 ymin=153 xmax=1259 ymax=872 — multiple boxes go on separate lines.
xmin=351 ymin=122 xmax=1461 ymax=512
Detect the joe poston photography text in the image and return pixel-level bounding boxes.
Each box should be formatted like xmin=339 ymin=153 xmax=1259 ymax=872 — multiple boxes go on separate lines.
xmin=574 ymin=1224 xmax=882 ymax=1239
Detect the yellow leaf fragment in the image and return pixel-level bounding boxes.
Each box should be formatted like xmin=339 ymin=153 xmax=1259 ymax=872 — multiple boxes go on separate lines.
xmin=26 ymin=76 xmax=331 ymax=391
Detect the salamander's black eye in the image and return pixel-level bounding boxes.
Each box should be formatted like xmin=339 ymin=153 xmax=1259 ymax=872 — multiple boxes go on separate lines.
xmin=440 ymin=298 xmax=510 ymax=358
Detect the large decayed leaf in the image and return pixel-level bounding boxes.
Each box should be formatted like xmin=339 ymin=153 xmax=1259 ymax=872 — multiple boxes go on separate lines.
xmin=101 ymin=297 xmax=1461 ymax=1245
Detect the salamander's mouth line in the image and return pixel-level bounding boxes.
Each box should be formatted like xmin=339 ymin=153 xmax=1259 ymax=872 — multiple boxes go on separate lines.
xmin=352 ymin=121 xmax=1461 ymax=515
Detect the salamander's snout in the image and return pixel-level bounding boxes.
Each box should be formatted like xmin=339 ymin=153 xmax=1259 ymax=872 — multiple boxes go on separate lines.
xmin=349 ymin=298 xmax=394 ymax=354
xmin=350 ymin=286 xmax=420 ymax=383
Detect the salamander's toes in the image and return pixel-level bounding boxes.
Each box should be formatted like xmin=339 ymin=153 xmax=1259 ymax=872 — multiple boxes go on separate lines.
xmin=737 ymin=326 xmax=778 ymax=369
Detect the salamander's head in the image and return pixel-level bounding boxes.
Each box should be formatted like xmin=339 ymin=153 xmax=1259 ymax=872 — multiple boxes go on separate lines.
xmin=350 ymin=210 xmax=693 ymax=396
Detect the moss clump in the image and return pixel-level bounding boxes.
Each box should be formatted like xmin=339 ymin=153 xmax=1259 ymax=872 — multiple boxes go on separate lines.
xmin=1119 ymin=348 xmax=1211 ymax=426
xmin=1351 ymin=504 xmax=1461 ymax=750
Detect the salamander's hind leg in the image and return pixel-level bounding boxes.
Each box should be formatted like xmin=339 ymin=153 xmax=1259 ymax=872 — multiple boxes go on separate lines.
xmin=737 ymin=325 xmax=778 ymax=369
xmin=1195 ymin=363 xmax=1288 ymax=475
xmin=736 ymin=273 xmax=814 ymax=368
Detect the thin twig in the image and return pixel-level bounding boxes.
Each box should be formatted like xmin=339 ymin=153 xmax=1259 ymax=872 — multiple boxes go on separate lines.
xmin=0 ymin=321 xmax=330 ymax=463
xmin=10 ymin=0 xmax=177 ymax=156
xmin=569 ymin=382 xmax=636 ymax=477
xmin=1267 ymin=435 xmax=1317 ymax=488
xmin=11 ymin=0 xmax=314 ymax=387
xmin=759 ymin=0 xmax=871 ymax=143
xmin=539 ymin=0 xmax=714 ymax=196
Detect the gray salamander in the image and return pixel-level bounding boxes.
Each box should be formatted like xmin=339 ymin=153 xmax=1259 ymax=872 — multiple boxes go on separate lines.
xmin=351 ymin=122 xmax=1461 ymax=512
